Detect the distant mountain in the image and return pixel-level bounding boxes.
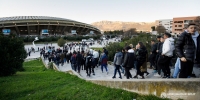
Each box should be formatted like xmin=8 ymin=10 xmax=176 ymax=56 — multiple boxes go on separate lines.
xmin=91 ymin=20 xmax=155 ymax=32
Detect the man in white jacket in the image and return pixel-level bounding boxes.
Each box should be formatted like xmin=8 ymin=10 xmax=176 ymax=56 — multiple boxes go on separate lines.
xmin=160 ymin=33 xmax=175 ymax=78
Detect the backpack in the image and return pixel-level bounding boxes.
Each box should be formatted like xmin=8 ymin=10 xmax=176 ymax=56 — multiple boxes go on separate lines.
xmin=87 ymin=56 xmax=93 ymax=66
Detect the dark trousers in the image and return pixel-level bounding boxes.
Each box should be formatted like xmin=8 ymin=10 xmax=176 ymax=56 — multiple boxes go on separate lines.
xmin=81 ymin=64 xmax=85 ymax=70
xmin=91 ymin=66 xmax=95 ymax=74
xmin=86 ymin=65 xmax=91 ymax=75
xmin=155 ymin=54 xmax=160 ymax=70
xmin=179 ymin=60 xmax=194 ymax=78
xmin=94 ymin=58 xmax=98 ymax=67
xmin=157 ymin=55 xmax=171 ymax=77
xmin=149 ymin=54 xmax=156 ymax=69
xmin=125 ymin=67 xmax=132 ymax=79
xmin=77 ymin=64 xmax=81 ymax=73
xmin=136 ymin=62 xmax=144 ymax=76
xmin=157 ymin=55 xmax=162 ymax=75
xmin=113 ymin=65 xmax=122 ymax=77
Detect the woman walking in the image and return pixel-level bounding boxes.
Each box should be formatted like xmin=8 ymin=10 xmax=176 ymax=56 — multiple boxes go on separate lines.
xmin=134 ymin=42 xmax=147 ymax=79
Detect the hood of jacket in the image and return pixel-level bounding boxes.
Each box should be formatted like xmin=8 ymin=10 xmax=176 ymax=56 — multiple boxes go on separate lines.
xmin=166 ymin=37 xmax=175 ymax=42
xmin=192 ymin=31 xmax=199 ymax=38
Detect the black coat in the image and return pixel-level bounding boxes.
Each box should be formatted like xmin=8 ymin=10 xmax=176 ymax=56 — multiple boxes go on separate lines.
xmin=151 ymin=43 xmax=157 ymax=54
xmin=123 ymin=52 xmax=136 ymax=68
xmin=135 ymin=47 xmax=147 ymax=65
xmin=76 ymin=53 xmax=82 ymax=64
xmin=175 ymin=31 xmax=196 ymax=62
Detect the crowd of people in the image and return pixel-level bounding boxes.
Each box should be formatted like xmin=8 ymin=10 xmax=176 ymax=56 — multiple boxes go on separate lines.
xmin=112 ymin=23 xmax=200 ymax=79
xmin=31 ymin=23 xmax=200 ymax=79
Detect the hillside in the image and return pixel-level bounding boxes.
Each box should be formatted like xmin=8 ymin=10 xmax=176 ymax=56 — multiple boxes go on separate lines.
xmin=91 ymin=21 xmax=155 ymax=32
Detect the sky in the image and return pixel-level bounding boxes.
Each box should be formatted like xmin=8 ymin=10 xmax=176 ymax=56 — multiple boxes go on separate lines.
xmin=0 ymin=0 xmax=200 ymax=24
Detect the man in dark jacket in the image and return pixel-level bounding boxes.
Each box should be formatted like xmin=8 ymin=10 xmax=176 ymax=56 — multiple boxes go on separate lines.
xmin=85 ymin=53 xmax=93 ymax=77
xmin=122 ymin=46 xmax=136 ymax=79
xmin=155 ymin=36 xmax=161 ymax=71
xmin=175 ymin=23 xmax=199 ymax=78
xmin=76 ymin=51 xmax=82 ymax=73
xmin=149 ymin=40 xmax=157 ymax=69
xmin=155 ymin=36 xmax=165 ymax=77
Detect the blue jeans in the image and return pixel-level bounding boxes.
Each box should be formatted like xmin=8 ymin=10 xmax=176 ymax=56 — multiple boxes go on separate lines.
xmin=71 ymin=64 xmax=77 ymax=71
xmin=113 ymin=65 xmax=122 ymax=77
xmin=173 ymin=58 xmax=180 ymax=78
xmin=119 ymin=65 xmax=124 ymax=73
xmin=101 ymin=65 xmax=108 ymax=72
xmin=64 ymin=58 xmax=66 ymax=63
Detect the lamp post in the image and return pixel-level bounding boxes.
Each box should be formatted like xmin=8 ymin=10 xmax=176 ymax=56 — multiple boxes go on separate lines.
xmin=33 ymin=37 xmax=39 ymax=51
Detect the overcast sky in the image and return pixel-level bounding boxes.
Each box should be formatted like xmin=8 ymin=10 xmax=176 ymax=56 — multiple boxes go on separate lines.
xmin=0 ymin=0 xmax=199 ymax=24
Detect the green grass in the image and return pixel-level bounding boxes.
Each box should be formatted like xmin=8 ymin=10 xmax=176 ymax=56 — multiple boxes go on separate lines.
xmin=0 ymin=60 xmax=170 ymax=100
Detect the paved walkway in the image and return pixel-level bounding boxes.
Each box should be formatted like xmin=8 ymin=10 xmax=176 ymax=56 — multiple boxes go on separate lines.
xmin=25 ymin=39 xmax=200 ymax=79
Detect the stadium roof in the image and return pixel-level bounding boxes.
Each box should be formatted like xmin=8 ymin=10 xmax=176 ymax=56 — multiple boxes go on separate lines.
xmin=0 ymin=16 xmax=74 ymax=22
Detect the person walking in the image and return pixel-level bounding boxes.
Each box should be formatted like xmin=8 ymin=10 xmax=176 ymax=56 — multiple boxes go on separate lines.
xmin=122 ymin=46 xmax=136 ymax=79
xmin=112 ymin=49 xmax=123 ymax=79
xmin=155 ymin=36 xmax=165 ymax=77
xmin=176 ymin=23 xmax=200 ymax=78
xmin=160 ymin=33 xmax=175 ymax=78
xmin=85 ymin=53 xmax=93 ymax=77
xmin=76 ymin=51 xmax=82 ymax=73
xmin=133 ymin=42 xmax=147 ymax=79
xmin=100 ymin=50 xmax=108 ymax=74
xmin=70 ymin=52 xmax=77 ymax=71
xmin=149 ymin=40 xmax=157 ymax=70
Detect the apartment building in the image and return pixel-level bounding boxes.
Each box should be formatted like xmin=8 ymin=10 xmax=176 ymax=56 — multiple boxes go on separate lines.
xmin=172 ymin=16 xmax=199 ymax=34
xmin=155 ymin=19 xmax=173 ymax=33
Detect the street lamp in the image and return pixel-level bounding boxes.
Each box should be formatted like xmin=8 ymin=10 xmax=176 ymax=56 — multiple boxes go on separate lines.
xmin=33 ymin=37 xmax=39 ymax=51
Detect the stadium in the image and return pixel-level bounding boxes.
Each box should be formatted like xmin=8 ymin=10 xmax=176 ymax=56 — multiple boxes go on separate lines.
xmin=0 ymin=16 xmax=101 ymax=36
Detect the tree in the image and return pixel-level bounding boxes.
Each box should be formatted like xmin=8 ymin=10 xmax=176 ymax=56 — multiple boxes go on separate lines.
xmin=124 ymin=28 xmax=137 ymax=37
xmin=155 ymin=25 xmax=166 ymax=34
xmin=151 ymin=26 xmax=156 ymax=31
xmin=0 ymin=34 xmax=27 ymax=76
xmin=57 ymin=38 xmax=66 ymax=47
xmin=194 ymin=16 xmax=200 ymax=32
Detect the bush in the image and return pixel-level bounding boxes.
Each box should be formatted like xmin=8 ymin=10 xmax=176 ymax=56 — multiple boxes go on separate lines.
xmin=106 ymin=33 xmax=155 ymax=61
xmin=47 ymin=62 xmax=53 ymax=69
xmin=0 ymin=34 xmax=27 ymax=76
xmin=106 ymin=42 xmax=123 ymax=61
xmin=57 ymin=38 xmax=66 ymax=47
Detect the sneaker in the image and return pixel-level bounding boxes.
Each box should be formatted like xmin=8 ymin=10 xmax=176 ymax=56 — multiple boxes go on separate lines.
xmin=154 ymin=73 xmax=161 ymax=77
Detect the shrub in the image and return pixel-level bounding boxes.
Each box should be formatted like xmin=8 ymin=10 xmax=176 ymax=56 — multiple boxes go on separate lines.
xmin=57 ymin=38 xmax=66 ymax=47
xmin=105 ymin=42 xmax=123 ymax=61
xmin=47 ymin=62 xmax=53 ymax=69
xmin=106 ymin=33 xmax=155 ymax=61
xmin=0 ymin=34 xmax=27 ymax=76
